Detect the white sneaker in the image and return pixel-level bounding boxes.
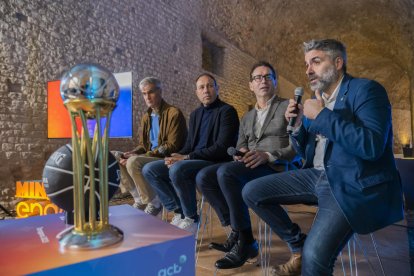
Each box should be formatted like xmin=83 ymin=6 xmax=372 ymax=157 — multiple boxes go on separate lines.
xmin=170 ymin=214 xmax=184 ymax=226
xmin=177 ymin=217 xmax=198 ymax=235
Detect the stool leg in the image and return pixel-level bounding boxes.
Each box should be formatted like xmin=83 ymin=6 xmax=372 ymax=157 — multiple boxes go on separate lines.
xmin=354 ymin=233 xmax=386 ymax=276
xmin=339 ymin=250 xmax=347 ymax=275
xmin=370 ymin=233 xmax=386 ymax=276
xmin=195 ymin=196 xmax=205 ymax=265
xmin=257 ymin=217 xmax=271 ymax=275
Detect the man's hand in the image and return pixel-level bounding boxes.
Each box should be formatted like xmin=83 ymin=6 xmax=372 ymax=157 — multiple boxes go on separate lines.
xmin=233 ymin=147 xmax=248 ymax=162
xmin=242 ymin=150 xmax=269 ymax=168
xmin=303 ymin=90 xmax=324 ymax=119
xmin=285 ymin=98 xmax=304 ymax=127
xmin=119 ymin=151 xmax=137 ymax=166
xmin=165 ymin=153 xmax=188 ymax=168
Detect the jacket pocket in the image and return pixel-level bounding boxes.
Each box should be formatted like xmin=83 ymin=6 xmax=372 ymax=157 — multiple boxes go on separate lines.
xmin=357 ymin=171 xmax=395 ymax=190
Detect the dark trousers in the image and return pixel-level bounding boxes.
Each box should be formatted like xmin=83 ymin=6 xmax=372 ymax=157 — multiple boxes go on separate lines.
xmin=196 ymin=161 xmax=275 ymax=231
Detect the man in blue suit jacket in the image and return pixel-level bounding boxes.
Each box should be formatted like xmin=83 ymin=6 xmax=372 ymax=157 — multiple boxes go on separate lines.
xmin=142 ymin=73 xmax=239 ymax=234
xmin=242 ymin=39 xmax=403 ymax=276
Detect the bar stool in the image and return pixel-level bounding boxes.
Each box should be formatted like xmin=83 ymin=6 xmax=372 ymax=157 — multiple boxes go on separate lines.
xmin=339 ymin=232 xmax=386 ymax=276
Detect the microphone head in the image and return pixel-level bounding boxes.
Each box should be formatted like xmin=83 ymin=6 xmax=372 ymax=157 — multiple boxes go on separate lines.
xmin=158 ymin=145 xmax=167 ymax=155
xmin=294 ymin=87 xmax=304 ymax=96
xmin=227 ymin=147 xmax=237 ymax=156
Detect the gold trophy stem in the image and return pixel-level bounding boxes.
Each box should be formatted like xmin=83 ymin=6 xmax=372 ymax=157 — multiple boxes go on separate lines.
xmin=79 ymin=111 xmax=96 ymax=232
xmin=59 ymin=99 xmax=123 ymax=250
xmin=69 ymin=112 xmax=85 ymax=232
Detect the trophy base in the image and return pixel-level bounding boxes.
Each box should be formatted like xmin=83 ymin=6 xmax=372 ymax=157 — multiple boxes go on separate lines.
xmin=57 ymin=225 xmax=123 ymax=250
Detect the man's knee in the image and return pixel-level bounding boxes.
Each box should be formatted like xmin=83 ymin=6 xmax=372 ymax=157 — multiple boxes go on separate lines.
xmin=217 ymin=162 xmax=238 ymax=182
xmin=168 ymin=161 xmax=185 ymax=182
xmin=125 ymin=156 xmax=140 ymax=171
xmin=142 ymin=161 xmax=161 ymax=179
xmin=196 ymin=168 xmax=214 ymax=192
xmin=242 ymin=182 xmax=255 ymax=207
xmin=242 ymin=182 xmax=253 ymax=206
xmin=127 ymin=155 xmax=154 ymax=171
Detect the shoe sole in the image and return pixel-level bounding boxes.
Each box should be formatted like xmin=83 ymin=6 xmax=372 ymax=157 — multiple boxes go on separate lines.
xmin=215 ymin=250 xmax=259 ymax=269
xmin=208 ymin=244 xmax=231 ymax=253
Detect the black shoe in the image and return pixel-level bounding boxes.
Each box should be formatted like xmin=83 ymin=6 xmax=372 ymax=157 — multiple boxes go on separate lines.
xmin=215 ymin=240 xmax=259 ymax=269
xmin=209 ymin=230 xmax=238 ymax=252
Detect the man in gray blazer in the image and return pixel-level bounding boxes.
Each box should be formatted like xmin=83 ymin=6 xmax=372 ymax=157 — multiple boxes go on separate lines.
xmin=196 ymin=61 xmax=296 ymax=269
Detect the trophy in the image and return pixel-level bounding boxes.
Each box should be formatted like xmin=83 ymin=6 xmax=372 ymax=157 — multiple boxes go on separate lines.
xmin=57 ymin=64 xmax=123 ymax=249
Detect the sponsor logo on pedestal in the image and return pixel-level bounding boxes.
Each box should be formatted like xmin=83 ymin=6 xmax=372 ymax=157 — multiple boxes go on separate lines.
xmin=158 ymin=255 xmax=187 ymax=276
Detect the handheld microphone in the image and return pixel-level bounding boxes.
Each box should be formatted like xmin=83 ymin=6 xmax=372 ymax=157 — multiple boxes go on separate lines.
xmin=287 ymin=87 xmax=304 ymax=134
xmin=227 ymin=147 xmax=245 ymax=157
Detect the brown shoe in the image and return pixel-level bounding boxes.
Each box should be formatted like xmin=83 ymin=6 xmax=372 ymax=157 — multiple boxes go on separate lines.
xmin=271 ymin=253 xmax=301 ymax=276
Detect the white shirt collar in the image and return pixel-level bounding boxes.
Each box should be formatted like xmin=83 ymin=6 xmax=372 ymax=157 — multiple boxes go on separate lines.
xmin=255 ymin=95 xmax=275 ymax=111
xmin=322 ymin=75 xmax=344 ymax=104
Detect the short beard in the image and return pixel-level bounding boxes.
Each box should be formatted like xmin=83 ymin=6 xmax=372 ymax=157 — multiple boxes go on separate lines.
xmin=309 ymin=66 xmax=338 ymax=92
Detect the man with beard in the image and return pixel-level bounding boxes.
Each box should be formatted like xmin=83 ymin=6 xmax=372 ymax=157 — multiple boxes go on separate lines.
xmin=242 ymin=39 xmax=403 ymax=275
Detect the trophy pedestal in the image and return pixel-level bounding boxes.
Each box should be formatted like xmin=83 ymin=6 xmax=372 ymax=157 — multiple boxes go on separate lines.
xmin=0 ymin=205 xmax=195 ymax=276
xmin=58 ymin=225 xmax=123 ymax=250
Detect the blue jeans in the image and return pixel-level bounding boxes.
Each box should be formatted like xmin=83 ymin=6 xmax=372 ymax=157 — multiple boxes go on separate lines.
xmin=197 ymin=161 xmax=275 ymax=231
xmin=242 ymin=168 xmax=354 ymax=275
xmin=142 ymin=159 xmax=214 ymax=218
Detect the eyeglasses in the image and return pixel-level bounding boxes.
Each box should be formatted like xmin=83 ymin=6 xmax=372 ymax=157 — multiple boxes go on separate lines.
xmin=251 ymin=74 xmax=275 ymax=83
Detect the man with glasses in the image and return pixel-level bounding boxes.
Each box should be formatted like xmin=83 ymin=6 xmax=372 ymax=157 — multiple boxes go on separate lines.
xmin=113 ymin=77 xmax=187 ymax=216
xmin=142 ymin=73 xmax=239 ymax=234
xmin=243 ymin=39 xmax=403 ymax=275
xmin=196 ymin=61 xmax=296 ymax=269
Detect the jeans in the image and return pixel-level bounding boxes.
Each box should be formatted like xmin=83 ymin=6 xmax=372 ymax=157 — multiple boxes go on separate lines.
xmin=197 ymin=161 xmax=275 ymax=231
xmin=142 ymin=159 xmax=214 ymax=218
xmin=242 ymin=168 xmax=354 ymax=276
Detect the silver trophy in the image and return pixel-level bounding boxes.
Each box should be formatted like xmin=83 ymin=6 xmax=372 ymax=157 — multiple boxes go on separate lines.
xmin=58 ymin=64 xmax=123 ymax=249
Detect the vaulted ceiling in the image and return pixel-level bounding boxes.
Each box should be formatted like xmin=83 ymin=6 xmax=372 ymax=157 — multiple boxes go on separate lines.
xmin=202 ymin=0 xmax=414 ymax=145
xmin=203 ymin=0 xmax=414 ymax=110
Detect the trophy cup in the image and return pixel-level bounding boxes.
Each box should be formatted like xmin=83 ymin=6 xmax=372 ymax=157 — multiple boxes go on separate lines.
xmin=57 ymin=63 xmax=123 ymax=249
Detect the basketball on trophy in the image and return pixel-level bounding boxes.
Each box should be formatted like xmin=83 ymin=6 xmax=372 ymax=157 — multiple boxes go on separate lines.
xmin=42 ymin=144 xmax=120 ymax=222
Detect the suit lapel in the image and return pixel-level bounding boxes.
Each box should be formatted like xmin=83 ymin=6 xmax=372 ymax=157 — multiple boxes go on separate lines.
xmin=333 ymin=74 xmax=351 ymax=111
xmin=251 ymin=110 xmax=257 ymax=139
xmin=257 ymin=97 xmax=280 ymax=140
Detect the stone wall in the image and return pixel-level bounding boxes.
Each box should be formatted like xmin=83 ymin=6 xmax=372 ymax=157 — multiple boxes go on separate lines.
xmin=2 ymin=0 xmax=412 ymax=209
xmin=0 ymin=0 xmax=295 ymax=208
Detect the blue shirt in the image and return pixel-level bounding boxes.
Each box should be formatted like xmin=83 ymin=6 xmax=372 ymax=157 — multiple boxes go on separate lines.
xmin=150 ymin=113 xmax=160 ymax=150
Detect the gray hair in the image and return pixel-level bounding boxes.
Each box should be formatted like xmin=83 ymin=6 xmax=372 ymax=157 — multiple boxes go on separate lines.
xmin=303 ymin=39 xmax=347 ymax=73
xmin=139 ymin=77 xmax=162 ymax=91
